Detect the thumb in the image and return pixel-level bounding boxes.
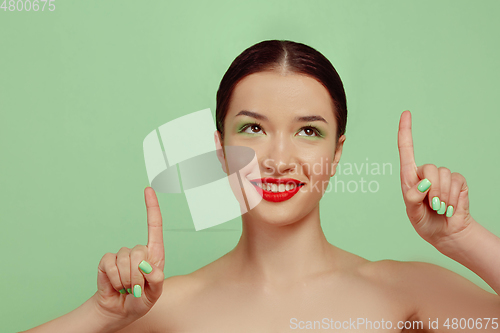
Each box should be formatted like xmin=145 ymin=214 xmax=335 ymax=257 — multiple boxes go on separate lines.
xmin=453 ymin=184 xmax=470 ymax=220
xmin=404 ymin=178 xmax=432 ymax=225
xmin=139 ymin=260 xmax=165 ymax=303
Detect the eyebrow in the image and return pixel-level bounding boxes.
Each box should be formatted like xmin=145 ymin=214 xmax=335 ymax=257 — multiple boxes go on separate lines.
xmin=295 ymin=115 xmax=327 ymax=123
xmin=235 ymin=110 xmax=327 ymax=123
xmin=235 ymin=110 xmax=268 ymax=120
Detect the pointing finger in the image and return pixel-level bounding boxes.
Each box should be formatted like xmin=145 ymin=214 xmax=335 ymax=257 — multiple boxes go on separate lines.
xmin=398 ymin=110 xmax=419 ymax=190
xmin=144 ymin=187 xmax=165 ymax=270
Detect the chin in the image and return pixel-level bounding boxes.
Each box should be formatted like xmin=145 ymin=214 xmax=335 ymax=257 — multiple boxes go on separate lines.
xmin=243 ymin=198 xmax=317 ymax=227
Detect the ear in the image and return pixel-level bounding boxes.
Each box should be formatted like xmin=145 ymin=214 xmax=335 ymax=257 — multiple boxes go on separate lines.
xmin=214 ymin=130 xmax=228 ymax=174
xmin=330 ymin=134 xmax=346 ymax=178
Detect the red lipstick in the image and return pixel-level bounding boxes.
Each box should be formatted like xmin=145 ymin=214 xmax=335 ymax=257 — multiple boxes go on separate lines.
xmin=249 ymin=178 xmax=305 ymax=203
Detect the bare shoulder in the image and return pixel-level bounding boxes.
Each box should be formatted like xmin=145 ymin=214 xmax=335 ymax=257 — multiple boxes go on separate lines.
xmin=353 ymin=259 xmax=450 ymax=315
xmin=356 ymin=258 xmax=460 ymax=290
xmin=330 ymin=247 xmax=407 ymax=280
xmin=145 ymin=270 xmax=208 ymax=332
xmin=145 ymin=255 xmax=229 ymax=333
xmin=358 ymin=259 xmax=500 ymax=316
xmin=327 ymin=249 xmax=415 ymax=299
xmin=357 ymin=258 xmax=414 ymax=281
xmin=331 ymin=251 xmax=413 ymax=295
xmin=359 ymin=259 xmax=491 ymax=293
xmin=113 ymin=272 xmax=206 ymax=333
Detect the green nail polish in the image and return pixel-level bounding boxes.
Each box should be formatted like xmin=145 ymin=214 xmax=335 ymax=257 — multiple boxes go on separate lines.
xmin=119 ymin=288 xmax=126 ymax=294
xmin=432 ymin=197 xmax=440 ymax=210
xmin=127 ymin=288 xmax=132 ymax=294
xmin=133 ymin=284 xmax=142 ymax=298
xmin=437 ymin=201 xmax=446 ymax=214
xmin=139 ymin=260 xmax=153 ymax=274
xmin=417 ymin=179 xmax=431 ymax=192
xmin=446 ymin=205 xmax=454 ymax=217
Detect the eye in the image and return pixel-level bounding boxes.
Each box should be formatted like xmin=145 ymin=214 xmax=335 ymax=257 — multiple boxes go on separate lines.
xmin=241 ymin=123 xmax=265 ymax=135
xmin=296 ymin=126 xmax=320 ymax=137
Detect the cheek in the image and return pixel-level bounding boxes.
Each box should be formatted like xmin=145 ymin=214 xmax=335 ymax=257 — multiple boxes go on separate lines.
xmin=303 ymin=150 xmax=335 ymax=179
xmin=224 ymin=133 xmax=254 ymax=147
xmin=301 ymin=152 xmax=335 ymax=197
xmin=226 ymin=136 xmax=263 ymax=159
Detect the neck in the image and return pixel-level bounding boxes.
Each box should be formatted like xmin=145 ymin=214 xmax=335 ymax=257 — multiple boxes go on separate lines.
xmin=227 ymin=204 xmax=337 ymax=287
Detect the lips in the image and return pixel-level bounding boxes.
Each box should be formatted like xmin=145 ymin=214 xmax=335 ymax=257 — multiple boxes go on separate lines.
xmin=249 ymin=178 xmax=305 ymax=203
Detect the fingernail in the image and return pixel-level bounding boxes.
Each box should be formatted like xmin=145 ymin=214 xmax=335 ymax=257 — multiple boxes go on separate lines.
xmin=417 ymin=179 xmax=431 ymax=192
xmin=139 ymin=260 xmax=153 ymax=274
xmin=432 ymin=197 xmax=441 ymax=210
xmin=133 ymin=284 xmax=142 ymax=298
xmin=119 ymin=288 xmax=127 ymax=294
xmin=446 ymin=205 xmax=454 ymax=217
xmin=437 ymin=201 xmax=446 ymax=214
xmin=127 ymin=288 xmax=132 ymax=294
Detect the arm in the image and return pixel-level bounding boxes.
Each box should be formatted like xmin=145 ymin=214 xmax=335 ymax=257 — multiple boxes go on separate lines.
xmin=21 ymin=187 xmax=166 ymax=333
xmin=397 ymin=110 xmax=500 ymax=295
xmin=395 ymin=110 xmax=500 ymax=330
xmin=394 ymin=260 xmax=500 ymax=333
xmin=434 ymin=217 xmax=500 ymax=296
xmin=19 ymin=294 xmax=131 ymax=333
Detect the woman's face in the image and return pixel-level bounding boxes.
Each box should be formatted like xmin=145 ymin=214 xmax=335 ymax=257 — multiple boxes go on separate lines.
xmin=217 ymin=70 xmax=345 ymax=226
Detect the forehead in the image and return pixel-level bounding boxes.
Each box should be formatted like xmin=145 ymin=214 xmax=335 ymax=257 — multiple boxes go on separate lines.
xmin=227 ymin=71 xmax=336 ymax=123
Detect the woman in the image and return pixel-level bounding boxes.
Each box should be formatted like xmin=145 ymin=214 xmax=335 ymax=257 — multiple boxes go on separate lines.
xmin=23 ymin=40 xmax=500 ymax=333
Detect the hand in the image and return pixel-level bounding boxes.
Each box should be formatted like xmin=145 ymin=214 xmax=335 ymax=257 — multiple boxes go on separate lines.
xmin=397 ymin=110 xmax=473 ymax=250
xmin=92 ymin=186 xmax=165 ymax=325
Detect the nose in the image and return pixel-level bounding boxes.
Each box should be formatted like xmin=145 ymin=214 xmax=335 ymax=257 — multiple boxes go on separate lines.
xmin=260 ymin=131 xmax=297 ymax=176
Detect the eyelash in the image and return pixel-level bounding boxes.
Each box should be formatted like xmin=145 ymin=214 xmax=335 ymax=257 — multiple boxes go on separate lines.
xmin=238 ymin=122 xmax=323 ymax=137
xmin=238 ymin=122 xmax=265 ymax=134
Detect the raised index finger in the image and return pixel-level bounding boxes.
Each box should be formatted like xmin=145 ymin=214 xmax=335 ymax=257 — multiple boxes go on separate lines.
xmin=398 ymin=110 xmax=418 ymax=183
xmin=144 ymin=186 xmax=165 ymax=268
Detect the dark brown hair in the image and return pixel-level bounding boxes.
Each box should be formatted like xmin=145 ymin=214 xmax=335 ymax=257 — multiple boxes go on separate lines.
xmin=216 ymin=39 xmax=347 ymax=145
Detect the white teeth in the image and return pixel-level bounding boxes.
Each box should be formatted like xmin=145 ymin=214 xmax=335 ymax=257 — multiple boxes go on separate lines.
xmin=256 ymin=182 xmax=299 ymax=192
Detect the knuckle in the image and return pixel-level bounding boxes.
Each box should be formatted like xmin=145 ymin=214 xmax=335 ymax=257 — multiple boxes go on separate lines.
xmin=423 ymin=163 xmax=435 ymax=170
xmin=132 ymin=244 xmax=147 ymax=251
xmin=438 ymin=167 xmax=451 ymax=174
xmin=116 ymin=255 xmax=129 ymax=266
xmin=131 ymin=245 xmax=147 ymax=257
xmin=107 ymin=264 xmax=119 ymax=275
xmin=102 ymin=252 xmax=116 ymax=262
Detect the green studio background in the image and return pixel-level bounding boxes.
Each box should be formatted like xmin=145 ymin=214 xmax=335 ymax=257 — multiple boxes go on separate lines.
xmin=1 ymin=0 xmax=499 ymax=331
